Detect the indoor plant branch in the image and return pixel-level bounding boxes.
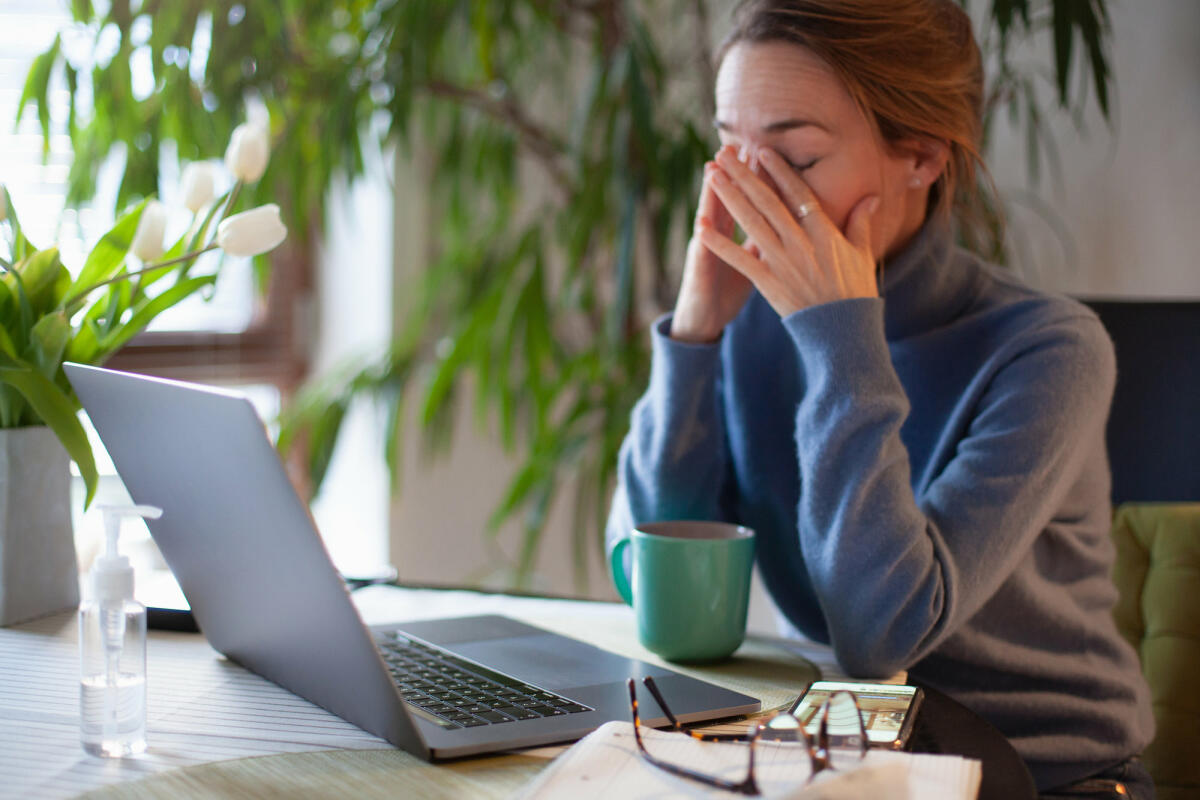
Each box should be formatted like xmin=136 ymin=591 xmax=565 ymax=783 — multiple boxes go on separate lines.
xmin=423 ymin=79 xmax=572 ymax=197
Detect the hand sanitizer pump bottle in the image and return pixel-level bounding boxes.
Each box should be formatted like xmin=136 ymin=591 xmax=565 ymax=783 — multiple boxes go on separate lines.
xmin=79 ymin=504 xmax=161 ymax=757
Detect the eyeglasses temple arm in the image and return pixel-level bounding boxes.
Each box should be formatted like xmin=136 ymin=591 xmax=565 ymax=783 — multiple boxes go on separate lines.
xmin=641 ymin=675 xmax=685 ymax=731
xmin=627 ymin=678 xmax=647 ymax=747
xmin=627 ymin=678 xmax=759 ymax=795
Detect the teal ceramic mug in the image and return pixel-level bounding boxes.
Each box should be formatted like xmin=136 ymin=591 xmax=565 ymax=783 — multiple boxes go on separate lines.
xmin=609 ymin=521 xmax=755 ymax=663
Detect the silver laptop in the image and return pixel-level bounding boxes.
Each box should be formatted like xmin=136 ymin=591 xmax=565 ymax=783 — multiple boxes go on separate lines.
xmin=66 ymin=363 xmax=759 ymax=760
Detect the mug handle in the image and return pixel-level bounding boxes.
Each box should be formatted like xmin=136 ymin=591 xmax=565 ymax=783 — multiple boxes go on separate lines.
xmin=609 ymin=537 xmax=634 ymax=606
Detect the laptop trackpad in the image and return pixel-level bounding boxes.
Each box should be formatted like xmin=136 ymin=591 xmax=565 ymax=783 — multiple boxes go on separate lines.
xmin=452 ymin=634 xmax=642 ymax=690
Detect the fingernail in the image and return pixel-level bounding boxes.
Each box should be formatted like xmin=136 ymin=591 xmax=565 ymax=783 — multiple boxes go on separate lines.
xmin=737 ymin=144 xmax=748 ymax=162
xmin=711 ymin=169 xmax=728 ymax=185
xmin=868 ymin=196 xmax=881 ymax=214
xmin=759 ymin=148 xmax=776 ymax=162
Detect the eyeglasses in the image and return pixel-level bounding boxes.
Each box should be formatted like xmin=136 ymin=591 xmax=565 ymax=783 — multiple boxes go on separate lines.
xmin=627 ymin=676 xmax=868 ymax=796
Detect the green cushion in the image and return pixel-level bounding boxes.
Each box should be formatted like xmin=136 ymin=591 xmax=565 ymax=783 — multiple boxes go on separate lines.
xmin=1111 ymin=503 xmax=1200 ymax=793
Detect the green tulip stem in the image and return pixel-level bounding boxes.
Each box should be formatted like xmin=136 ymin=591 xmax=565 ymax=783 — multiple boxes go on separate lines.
xmin=225 ymin=181 xmax=243 ymax=217
xmin=145 ymin=242 xmax=221 ymax=271
xmin=62 ymin=243 xmax=220 ymax=311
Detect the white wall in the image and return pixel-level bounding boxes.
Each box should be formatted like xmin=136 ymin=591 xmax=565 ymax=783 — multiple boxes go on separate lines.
xmin=985 ymin=0 xmax=1200 ymax=297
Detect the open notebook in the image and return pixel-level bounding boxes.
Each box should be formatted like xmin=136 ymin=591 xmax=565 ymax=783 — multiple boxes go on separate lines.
xmin=517 ymin=721 xmax=981 ymax=800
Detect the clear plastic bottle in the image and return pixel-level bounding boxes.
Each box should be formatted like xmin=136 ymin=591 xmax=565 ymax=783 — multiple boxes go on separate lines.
xmin=79 ymin=504 xmax=161 ymax=758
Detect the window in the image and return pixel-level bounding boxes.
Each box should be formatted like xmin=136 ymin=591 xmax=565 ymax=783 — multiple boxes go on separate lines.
xmin=1 ymin=1 xmax=310 ymax=391
xmin=4 ymin=1 xmax=389 ymax=577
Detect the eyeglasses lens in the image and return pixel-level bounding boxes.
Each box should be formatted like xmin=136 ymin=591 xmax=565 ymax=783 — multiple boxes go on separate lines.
xmin=820 ymin=691 xmax=868 ymax=771
xmin=639 ymin=727 xmax=755 ymax=786
xmin=749 ymin=714 xmax=811 ymax=790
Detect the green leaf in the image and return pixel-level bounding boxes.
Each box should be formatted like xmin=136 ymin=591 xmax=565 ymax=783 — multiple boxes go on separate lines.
xmin=471 ymin=0 xmax=495 ymax=80
xmin=15 ymin=34 xmax=61 ymax=158
xmin=3 ymin=268 xmax=35 ymax=354
xmin=70 ymin=0 xmax=93 ymax=23
xmin=63 ymin=316 xmax=101 ymax=365
xmin=0 ymin=267 xmax=11 ymax=321
xmin=0 ymin=383 xmax=24 ymax=428
xmin=64 ymin=63 xmax=79 ymax=138
xmin=106 ymin=278 xmax=133 ymax=335
xmin=107 ymin=0 xmax=133 ymax=36
xmin=65 ymin=198 xmax=148 ymax=304
xmin=1024 ymin=79 xmax=1041 ymax=186
xmin=0 ymin=323 xmax=17 ymax=358
xmin=0 ymin=354 xmax=97 ymax=506
xmin=607 ymin=184 xmax=637 ymax=344
xmin=307 ymin=400 xmax=348 ymax=493
xmin=515 ymin=480 xmax=554 ymax=588
xmin=185 ymin=188 xmax=232 ymax=255
xmin=1052 ymin=0 xmax=1075 ymax=108
xmin=488 ymin=458 xmax=541 ymax=533
xmin=1 ymin=183 xmax=37 ymax=260
xmin=15 ymin=248 xmax=70 ymax=315
xmin=1080 ymin=0 xmax=1111 ymax=120
xmin=94 ymin=274 xmax=216 ymax=359
xmin=26 ymin=312 xmax=71 ymax=381
xmin=383 ymin=387 xmax=408 ymax=493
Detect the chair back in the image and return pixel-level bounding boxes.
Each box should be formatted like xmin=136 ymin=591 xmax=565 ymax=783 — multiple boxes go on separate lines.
xmin=1110 ymin=503 xmax=1200 ymax=800
xmin=1083 ymin=300 xmax=1200 ymax=503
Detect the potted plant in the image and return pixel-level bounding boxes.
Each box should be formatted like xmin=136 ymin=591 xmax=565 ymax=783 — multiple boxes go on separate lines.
xmin=0 ymin=122 xmax=286 ymax=625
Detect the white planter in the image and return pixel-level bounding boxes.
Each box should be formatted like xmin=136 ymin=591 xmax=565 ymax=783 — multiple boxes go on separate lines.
xmin=0 ymin=426 xmax=80 ymax=625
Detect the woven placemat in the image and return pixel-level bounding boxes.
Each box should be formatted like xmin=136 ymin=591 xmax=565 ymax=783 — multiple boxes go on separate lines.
xmin=79 ymin=634 xmax=818 ymax=800
xmin=78 ymin=748 xmax=544 ymax=800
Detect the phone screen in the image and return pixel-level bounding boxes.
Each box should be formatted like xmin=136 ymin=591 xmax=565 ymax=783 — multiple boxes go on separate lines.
xmin=792 ymin=681 xmax=920 ymax=745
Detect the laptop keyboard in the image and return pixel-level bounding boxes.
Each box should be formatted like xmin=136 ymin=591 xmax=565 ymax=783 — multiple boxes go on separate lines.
xmin=378 ymin=633 xmax=593 ymax=729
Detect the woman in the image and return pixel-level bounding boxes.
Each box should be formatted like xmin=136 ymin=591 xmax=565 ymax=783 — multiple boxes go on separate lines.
xmin=605 ymin=1 xmax=1155 ymax=796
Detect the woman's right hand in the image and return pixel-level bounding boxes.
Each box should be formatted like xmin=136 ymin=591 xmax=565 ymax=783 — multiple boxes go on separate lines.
xmin=670 ymin=161 xmax=755 ymax=343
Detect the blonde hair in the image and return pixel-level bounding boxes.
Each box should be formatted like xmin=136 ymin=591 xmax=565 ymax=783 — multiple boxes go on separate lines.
xmin=721 ymin=0 xmax=990 ymax=233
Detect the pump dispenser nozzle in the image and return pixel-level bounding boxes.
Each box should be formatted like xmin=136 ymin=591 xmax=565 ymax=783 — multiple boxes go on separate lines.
xmin=93 ymin=505 xmax=162 ymax=605
xmin=80 ymin=504 xmax=160 ymax=758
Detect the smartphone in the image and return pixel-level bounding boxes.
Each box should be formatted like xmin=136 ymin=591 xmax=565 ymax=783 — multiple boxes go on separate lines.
xmin=791 ymin=680 xmax=924 ymax=750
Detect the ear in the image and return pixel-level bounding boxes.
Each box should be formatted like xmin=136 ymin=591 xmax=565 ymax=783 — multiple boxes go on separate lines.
xmin=896 ymin=138 xmax=950 ymax=191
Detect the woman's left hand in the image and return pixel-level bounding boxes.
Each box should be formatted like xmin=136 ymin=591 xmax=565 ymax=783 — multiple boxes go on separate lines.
xmin=697 ymin=145 xmax=880 ymax=318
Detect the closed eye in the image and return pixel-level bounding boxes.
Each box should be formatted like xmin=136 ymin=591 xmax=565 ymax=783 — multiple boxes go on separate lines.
xmin=784 ymin=157 xmax=818 ymax=173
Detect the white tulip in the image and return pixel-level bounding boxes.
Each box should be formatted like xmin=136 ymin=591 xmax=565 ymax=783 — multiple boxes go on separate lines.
xmin=131 ymin=200 xmax=167 ymax=262
xmin=216 ymin=204 xmax=287 ymax=257
xmin=180 ymin=162 xmax=216 ymax=213
xmin=223 ymin=122 xmax=270 ymax=183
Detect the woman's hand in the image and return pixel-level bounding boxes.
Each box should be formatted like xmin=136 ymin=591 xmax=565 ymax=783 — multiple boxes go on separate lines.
xmin=697 ymin=145 xmax=880 ymax=318
xmin=670 ymin=160 xmax=755 ymax=343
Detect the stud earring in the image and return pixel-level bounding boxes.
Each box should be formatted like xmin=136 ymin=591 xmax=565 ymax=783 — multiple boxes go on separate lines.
xmin=909 ymin=176 xmax=923 ymax=188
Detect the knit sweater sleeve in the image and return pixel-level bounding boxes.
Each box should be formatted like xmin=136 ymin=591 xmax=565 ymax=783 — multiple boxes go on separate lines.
xmin=605 ymin=315 xmax=737 ymax=558
xmin=785 ymin=297 xmax=1116 ymax=678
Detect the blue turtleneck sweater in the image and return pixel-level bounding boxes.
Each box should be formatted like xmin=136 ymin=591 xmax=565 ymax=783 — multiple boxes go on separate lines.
xmin=605 ymin=221 xmax=1155 ymax=790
